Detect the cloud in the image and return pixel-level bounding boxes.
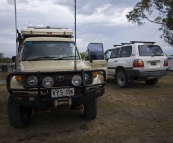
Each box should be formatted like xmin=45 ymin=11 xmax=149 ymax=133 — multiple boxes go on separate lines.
xmin=0 ymin=0 xmax=173 ymax=58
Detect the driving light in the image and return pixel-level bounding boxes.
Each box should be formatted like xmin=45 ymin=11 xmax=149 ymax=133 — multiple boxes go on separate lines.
xmin=42 ymin=77 xmax=54 ymax=88
xmin=72 ymin=75 xmax=82 ymax=86
xmin=27 ymin=75 xmax=38 ymax=86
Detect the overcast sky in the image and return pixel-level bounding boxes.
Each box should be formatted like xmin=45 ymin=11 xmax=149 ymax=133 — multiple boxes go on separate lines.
xmin=0 ymin=0 xmax=173 ymax=57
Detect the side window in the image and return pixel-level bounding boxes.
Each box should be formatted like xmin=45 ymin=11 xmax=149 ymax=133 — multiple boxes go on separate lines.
xmin=85 ymin=43 xmax=104 ymax=61
xmin=120 ymin=46 xmax=132 ymax=57
xmin=19 ymin=45 xmax=24 ymax=60
xmin=104 ymin=49 xmax=111 ymax=60
xmin=110 ymin=48 xmax=120 ymax=59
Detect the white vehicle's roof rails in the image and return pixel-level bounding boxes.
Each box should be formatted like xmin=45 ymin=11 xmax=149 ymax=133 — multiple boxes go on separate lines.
xmin=27 ymin=26 xmax=68 ymax=29
xmin=121 ymin=43 xmax=132 ymax=45
xmin=130 ymin=41 xmax=156 ymax=44
xmin=113 ymin=45 xmax=122 ymax=47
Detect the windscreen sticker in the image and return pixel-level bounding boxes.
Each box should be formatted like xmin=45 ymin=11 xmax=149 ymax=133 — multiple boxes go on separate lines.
xmin=26 ymin=42 xmax=32 ymax=44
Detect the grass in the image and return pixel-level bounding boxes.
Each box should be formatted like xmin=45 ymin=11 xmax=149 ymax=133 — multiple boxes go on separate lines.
xmin=0 ymin=73 xmax=173 ymax=143
xmin=0 ymin=72 xmax=9 ymax=79
xmin=0 ymin=72 xmax=9 ymax=84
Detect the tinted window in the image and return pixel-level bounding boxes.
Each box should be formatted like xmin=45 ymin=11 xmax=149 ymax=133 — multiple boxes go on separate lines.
xmin=110 ymin=48 xmax=120 ymax=59
xmin=85 ymin=43 xmax=104 ymax=60
xmin=120 ymin=46 xmax=132 ymax=57
xmin=138 ymin=45 xmax=164 ymax=56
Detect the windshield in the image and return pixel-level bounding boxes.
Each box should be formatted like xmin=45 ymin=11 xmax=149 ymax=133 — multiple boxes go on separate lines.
xmin=22 ymin=41 xmax=80 ymax=61
xmin=138 ymin=45 xmax=164 ymax=56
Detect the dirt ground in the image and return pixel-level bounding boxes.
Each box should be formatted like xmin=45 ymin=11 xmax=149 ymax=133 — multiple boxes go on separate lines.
xmin=0 ymin=73 xmax=173 ymax=143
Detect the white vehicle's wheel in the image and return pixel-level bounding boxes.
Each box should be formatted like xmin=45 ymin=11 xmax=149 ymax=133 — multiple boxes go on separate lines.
xmin=84 ymin=99 xmax=97 ymax=119
xmin=117 ymin=70 xmax=128 ymax=88
xmin=8 ymin=98 xmax=32 ymax=128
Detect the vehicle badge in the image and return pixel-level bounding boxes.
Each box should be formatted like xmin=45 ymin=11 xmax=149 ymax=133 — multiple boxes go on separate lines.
xmin=57 ymin=76 xmax=64 ymax=82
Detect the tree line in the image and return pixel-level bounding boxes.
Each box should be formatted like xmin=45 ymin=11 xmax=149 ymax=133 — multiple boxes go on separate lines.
xmin=0 ymin=53 xmax=12 ymax=63
xmin=126 ymin=0 xmax=173 ymax=46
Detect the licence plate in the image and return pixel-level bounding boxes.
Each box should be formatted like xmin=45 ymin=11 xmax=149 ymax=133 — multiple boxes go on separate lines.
xmin=151 ymin=62 xmax=157 ymax=65
xmin=51 ymin=88 xmax=74 ymax=98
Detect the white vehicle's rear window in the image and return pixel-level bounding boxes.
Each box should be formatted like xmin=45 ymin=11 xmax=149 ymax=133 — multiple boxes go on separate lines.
xmin=138 ymin=45 xmax=164 ymax=56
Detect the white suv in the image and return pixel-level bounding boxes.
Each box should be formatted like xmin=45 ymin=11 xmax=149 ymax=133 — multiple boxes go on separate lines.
xmin=105 ymin=41 xmax=170 ymax=88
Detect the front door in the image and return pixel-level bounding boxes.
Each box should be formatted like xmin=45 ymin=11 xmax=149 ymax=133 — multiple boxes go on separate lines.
xmin=84 ymin=43 xmax=108 ymax=78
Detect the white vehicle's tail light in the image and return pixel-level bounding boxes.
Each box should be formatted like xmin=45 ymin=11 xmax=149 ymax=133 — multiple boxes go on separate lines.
xmin=163 ymin=59 xmax=168 ymax=66
xmin=42 ymin=77 xmax=54 ymax=88
xmin=133 ymin=59 xmax=144 ymax=68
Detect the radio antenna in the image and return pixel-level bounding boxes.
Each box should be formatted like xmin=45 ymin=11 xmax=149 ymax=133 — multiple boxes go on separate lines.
xmin=74 ymin=0 xmax=77 ymax=71
xmin=14 ymin=0 xmax=18 ymax=55
xmin=74 ymin=0 xmax=76 ymax=44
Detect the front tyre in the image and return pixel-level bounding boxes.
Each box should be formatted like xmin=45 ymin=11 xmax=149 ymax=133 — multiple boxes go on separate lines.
xmin=117 ymin=70 xmax=128 ymax=88
xmin=8 ymin=98 xmax=32 ymax=128
xmin=84 ymin=99 xmax=97 ymax=119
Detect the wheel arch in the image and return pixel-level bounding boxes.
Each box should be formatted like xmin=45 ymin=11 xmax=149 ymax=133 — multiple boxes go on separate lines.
xmin=115 ymin=66 xmax=126 ymax=75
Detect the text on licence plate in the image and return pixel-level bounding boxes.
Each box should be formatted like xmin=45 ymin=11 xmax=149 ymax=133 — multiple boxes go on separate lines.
xmin=51 ymin=88 xmax=74 ymax=97
xmin=151 ymin=62 xmax=157 ymax=65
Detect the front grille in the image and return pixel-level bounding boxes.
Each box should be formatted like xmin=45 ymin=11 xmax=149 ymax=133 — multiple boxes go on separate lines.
xmin=23 ymin=71 xmax=93 ymax=88
xmin=41 ymin=73 xmax=75 ymax=87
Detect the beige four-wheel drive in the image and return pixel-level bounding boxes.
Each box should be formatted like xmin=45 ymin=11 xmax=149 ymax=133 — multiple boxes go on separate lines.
xmin=7 ymin=26 xmax=107 ymax=128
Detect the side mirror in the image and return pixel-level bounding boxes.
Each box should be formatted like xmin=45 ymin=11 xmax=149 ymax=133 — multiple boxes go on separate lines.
xmin=90 ymin=54 xmax=97 ymax=63
xmin=105 ymin=58 xmax=109 ymax=61
xmin=12 ymin=56 xmax=16 ymax=63
xmin=104 ymin=54 xmax=110 ymax=60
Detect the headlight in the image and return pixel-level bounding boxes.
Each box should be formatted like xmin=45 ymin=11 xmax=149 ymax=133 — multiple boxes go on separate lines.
xmin=27 ymin=75 xmax=38 ymax=86
xmin=72 ymin=75 xmax=82 ymax=86
xmin=42 ymin=77 xmax=54 ymax=88
xmin=85 ymin=73 xmax=90 ymax=82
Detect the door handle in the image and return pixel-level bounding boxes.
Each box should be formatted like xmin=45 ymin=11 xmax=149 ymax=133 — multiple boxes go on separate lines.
xmin=114 ymin=60 xmax=117 ymax=62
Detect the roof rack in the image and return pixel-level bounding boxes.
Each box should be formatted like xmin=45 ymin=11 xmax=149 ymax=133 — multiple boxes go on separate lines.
xmin=121 ymin=43 xmax=132 ymax=45
xmin=27 ymin=26 xmax=68 ymax=29
xmin=130 ymin=41 xmax=156 ymax=44
xmin=113 ymin=45 xmax=122 ymax=47
xmin=21 ymin=27 xmax=73 ymax=38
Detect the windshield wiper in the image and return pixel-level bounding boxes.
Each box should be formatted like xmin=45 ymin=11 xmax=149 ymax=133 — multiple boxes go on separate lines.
xmin=55 ymin=56 xmax=79 ymax=60
xmin=151 ymin=52 xmax=162 ymax=57
xmin=28 ymin=56 xmax=57 ymax=61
